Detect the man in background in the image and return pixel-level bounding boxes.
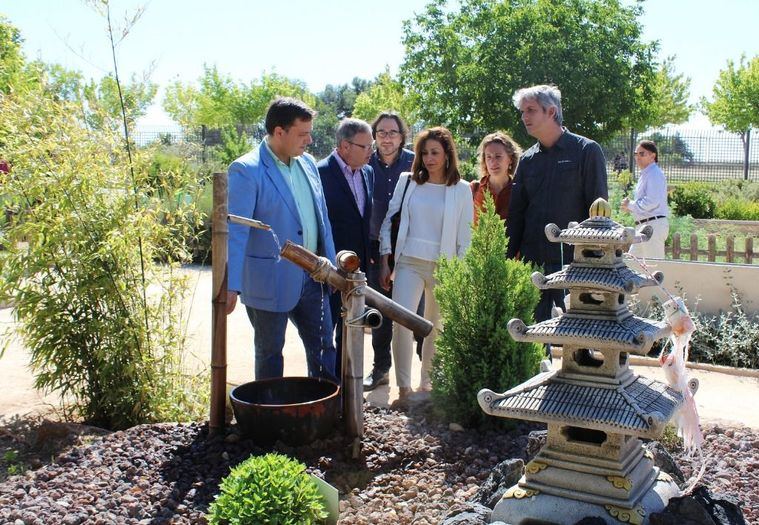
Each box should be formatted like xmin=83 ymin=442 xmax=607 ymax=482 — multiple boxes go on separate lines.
xmin=364 ymin=112 xmax=422 ymax=390
xmin=318 ymin=118 xmax=374 ymax=377
xmin=507 ymin=85 xmax=608 ymax=332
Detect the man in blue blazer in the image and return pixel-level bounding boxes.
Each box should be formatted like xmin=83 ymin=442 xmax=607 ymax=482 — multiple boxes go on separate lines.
xmin=226 ymin=97 xmax=338 ymax=382
xmin=317 ymin=118 xmax=374 ymax=377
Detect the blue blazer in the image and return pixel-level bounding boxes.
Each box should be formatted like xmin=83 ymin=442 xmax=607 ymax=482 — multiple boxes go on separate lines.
xmin=317 ymin=152 xmax=373 ymax=270
xmin=227 ymin=142 xmax=337 ymax=312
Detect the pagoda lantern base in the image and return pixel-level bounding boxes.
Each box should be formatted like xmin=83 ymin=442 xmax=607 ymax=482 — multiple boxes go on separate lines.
xmin=491 ymin=477 xmax=679 ymax=525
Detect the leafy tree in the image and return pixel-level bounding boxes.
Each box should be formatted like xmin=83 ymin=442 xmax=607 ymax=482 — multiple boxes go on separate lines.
xmin=628 ymin=57 xmax=692 ymax=129
xmin=309 ymin=77 xmax=374 ymax=158
xmin=163 ymin=66 xmax=316 ymax=131
xmin=432 ymin=198 xmax=542 ymax=428
xmin=646 ymin=131 xmax=694 ymax=163
xmin=352 ymin=68 xmax=417 ymax=126
xmin=0 ymin=16 xmax=28 ymax=94
xmin=400 ymin=0 xmax=661 ymax=145
xmin=83 ymin=73 xmax=157 ymax=132
xmin=0 ymin=3 xmax=207 ymax=428
xmin=318 ymin=77 xmax=373 ymax=119
xmin=702 ymin=55 xmax=759 ymax=160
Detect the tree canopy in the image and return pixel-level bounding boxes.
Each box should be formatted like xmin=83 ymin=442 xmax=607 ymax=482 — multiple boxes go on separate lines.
xmin=352 ymin=69 xmax=417 ymax=127
xmin=400 ymin=0 xmax=686 ymax=145
xmin=702 ymin=55 xmax=759 ymax=141
xmin=162 ymin=66 xmax=315 ymax=131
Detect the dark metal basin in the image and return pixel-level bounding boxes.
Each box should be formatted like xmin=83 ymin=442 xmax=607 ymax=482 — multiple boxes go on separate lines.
xmin=230 ymin=377 xmax=340 ymax=446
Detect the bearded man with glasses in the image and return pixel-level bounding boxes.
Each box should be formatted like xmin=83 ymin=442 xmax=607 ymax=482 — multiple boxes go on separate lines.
xmin=363 ymin=112 xmax=424 ymax=391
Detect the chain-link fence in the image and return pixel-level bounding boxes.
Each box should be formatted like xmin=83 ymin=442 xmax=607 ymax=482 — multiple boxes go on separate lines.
xmin=602 ymin=128 xmax=758 ymax=183
xmin=133 ymin=125 xmax=758 ymax=183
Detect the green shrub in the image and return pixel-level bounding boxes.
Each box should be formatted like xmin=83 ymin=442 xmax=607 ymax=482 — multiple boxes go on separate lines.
xmin=208 ymin=453 xmax=327 ymax=525
xmin=711 ymin=179 xmax=759 ymax=205
xmin=669 ymin=183 xmax=716 ymax=219
xmin=433 ymin=198 xmax=543 ymax=427
xmin=0 ymin=90 xmax=207 ymax=429
xmin=616 ymin=169 xmax=633 ymax=193
xmin=690 ymin=294 xmax=759 ymax=369
xmin=632 ymin=294 xmax=758 ymax=370
xmin=458 ymin=158 xmax=479 ymax=182
xmin=715 ymin=198 xmax=759 ymax=221
xmin=216 ymin=127 xmax=253 ymax=167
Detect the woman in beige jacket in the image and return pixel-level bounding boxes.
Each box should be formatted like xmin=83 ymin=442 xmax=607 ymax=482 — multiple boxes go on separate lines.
xmin=379 ymin=127 xmax=473 ymax=398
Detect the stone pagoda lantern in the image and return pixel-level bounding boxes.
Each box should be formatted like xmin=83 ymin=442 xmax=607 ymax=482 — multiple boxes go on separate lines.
xmin=478 ymin=199 xmax=683 ymax=525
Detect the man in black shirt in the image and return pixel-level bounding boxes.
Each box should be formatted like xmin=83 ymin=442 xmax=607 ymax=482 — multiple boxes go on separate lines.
xmin=507 ymin=85 xmax=608 ymax=327
xmin=364 ymin=112 xmax=416 ymax=390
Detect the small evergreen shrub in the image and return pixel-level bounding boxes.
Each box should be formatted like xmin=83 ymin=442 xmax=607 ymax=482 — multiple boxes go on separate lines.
xmin=670 ymin=183 xmax=716 ymax=219
xmin=715 ymin=198 xmax=759 ymax=221
xmin=208 ymin=453 xmax=328 ymax=525
xmin=433 ymin=198 xmax=543 ymax=427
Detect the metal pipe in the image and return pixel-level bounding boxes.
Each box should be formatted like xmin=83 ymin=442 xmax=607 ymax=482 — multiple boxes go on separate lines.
xmin=341 ymin=270 xmax=365 ymax=442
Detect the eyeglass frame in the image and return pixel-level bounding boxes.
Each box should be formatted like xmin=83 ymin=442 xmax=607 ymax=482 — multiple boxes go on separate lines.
xmin=375 ymin=130 xmax=401 ymax=139
xmin=346 ymin=140 xmax=375 ymax=152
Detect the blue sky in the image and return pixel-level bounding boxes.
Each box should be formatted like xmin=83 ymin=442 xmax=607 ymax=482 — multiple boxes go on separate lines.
xmin=3 ymin=0 xmax=758 ymax=129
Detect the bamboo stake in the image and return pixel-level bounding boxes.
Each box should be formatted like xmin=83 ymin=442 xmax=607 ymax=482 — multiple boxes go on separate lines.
xmin=210 ymin=172 xmax=228 ymax=435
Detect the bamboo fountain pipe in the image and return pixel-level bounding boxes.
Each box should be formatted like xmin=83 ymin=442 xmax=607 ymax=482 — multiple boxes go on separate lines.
xmin=280 ymin=241 xmax=433 ymax=339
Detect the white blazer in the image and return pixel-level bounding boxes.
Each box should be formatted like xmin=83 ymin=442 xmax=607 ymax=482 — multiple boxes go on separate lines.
xmin=379 ymin=172 xmax=473 ymax=259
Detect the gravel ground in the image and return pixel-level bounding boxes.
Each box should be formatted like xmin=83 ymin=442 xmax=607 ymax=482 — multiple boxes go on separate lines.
xmin=0 ymin=405 xmax=756 ymax=524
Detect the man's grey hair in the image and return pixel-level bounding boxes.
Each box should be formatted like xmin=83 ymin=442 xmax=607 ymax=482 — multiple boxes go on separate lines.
xmin=513 ymin=84 xmax=563 ymax=125
xmin=336 ymin=118 xmax=372 ymax=144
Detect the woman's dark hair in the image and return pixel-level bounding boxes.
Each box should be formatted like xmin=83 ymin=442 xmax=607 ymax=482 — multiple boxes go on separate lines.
xmin=411 ymin=127 xmax=461 ymax=186
xmin=638 ymin=140 xmax=659 ymax=163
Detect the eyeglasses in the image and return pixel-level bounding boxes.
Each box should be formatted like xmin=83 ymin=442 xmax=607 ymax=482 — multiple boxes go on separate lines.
xmin=347 ymin=140 xmax=374 ymax=152
xmin=634 ymin=151 xmax=648 ymax=157
xmin=376 ymin=130 xmax=400 ymax=139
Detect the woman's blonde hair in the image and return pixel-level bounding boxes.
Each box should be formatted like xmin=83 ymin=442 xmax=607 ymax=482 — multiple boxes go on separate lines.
xmin=477 ymin=131 xmax=522 ymax=179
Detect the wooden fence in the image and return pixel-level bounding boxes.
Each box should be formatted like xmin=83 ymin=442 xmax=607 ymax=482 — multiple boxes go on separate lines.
xmin=667 ymin=232 xmax=755 ymax=264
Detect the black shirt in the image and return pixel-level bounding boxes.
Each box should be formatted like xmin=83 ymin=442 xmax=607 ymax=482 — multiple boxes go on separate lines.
xmin=506 ymin=129 xmax=608 ymax=266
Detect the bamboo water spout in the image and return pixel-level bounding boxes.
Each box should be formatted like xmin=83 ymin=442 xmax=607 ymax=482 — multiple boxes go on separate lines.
xmin=280 ymin=241 xmax=433 ymax=339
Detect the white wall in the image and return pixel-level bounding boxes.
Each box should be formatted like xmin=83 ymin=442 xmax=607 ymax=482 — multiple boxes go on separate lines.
xmin=627 ymin=259 xmax=759 ymax=315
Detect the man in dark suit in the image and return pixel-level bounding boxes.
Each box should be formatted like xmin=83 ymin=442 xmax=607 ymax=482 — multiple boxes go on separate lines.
xmin=317 ymin=118 xmax=374 ymax=378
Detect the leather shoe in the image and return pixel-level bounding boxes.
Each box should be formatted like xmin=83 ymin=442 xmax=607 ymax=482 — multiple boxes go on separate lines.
xmin=363 ymin=370 xmax=389 ymax=391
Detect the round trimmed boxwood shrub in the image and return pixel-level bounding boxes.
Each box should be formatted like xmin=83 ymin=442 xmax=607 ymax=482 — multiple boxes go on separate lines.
xmin=670 ymin=182 xmax=716 ymax=219
xmin=208 ymin=453 xmax=327 ymax=525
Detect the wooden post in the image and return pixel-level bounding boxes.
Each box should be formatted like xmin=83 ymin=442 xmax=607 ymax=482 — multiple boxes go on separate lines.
xmin=707 ymin=234 xmax=716 ymax=262
xmin=690 ymin=234 xmax=699 ymax=261
xmin=747 ymin=237 xmax=754 ymax=265
xmin=280 ymin=241 xmax=433 ymax=339
xmin=672 ymin=233 xmax=681 ymax=260
xmin=726 ymin=236 xmax=734 ymax=263
xmin=210 ymin=172 xmax=228 ymax=435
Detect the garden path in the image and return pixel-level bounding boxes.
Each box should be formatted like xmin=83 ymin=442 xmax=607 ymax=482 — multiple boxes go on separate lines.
xmin=1 ymin=265 xmax=758 ymax=429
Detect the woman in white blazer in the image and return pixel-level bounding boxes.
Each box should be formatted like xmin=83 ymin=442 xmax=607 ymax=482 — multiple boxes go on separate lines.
xmin=379 ymin=127 xmax=474 ymax=399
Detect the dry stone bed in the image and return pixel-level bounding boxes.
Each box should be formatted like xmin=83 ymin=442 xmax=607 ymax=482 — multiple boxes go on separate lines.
xmin=0 ymin=407 xmax=755 ymax=524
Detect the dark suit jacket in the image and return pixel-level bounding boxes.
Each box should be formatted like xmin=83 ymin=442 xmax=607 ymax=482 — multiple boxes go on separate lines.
xmin=317 ymin=152 xmax=374 ymax=271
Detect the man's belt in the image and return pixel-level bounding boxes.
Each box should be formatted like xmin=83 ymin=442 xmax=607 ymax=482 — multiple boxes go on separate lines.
xmin=635 ymin=215 xmax=666 ymax=225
